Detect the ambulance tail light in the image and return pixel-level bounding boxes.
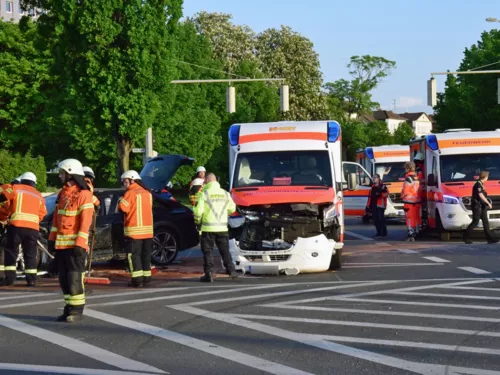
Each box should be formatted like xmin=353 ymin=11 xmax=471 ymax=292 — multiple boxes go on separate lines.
xmin=365 ymin=147 xmax=374 ymax=160
xmin=426 ymin=134 xmax=439 ymax=150
xmin=229 ymin=125 xmax=240 ymax=146
xmin=327 ymin=121 xmax=341 ymax=142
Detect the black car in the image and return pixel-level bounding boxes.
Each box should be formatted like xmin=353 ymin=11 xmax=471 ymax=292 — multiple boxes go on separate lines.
xmin=40 ymin=154 xmax=199 ymax=267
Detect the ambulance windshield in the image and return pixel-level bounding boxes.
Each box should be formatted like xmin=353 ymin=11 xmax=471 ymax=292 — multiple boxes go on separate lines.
xmin=233 ymin=151 xmax=333 ymax=188
xmin=440 ymin=153 xmax=500 ymax=182
xmin=374 ymin=163 xmax=406 ymax=183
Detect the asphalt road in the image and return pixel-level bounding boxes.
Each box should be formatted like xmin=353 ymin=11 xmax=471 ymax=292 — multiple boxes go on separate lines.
xmin=1 ymin=218 xmax=500 ymax=375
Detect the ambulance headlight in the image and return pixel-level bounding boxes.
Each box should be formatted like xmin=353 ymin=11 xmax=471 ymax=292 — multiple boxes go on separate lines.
xmin=443 ymin=195 xmax=459 ymax=205
xmin=229 ymin=125 xmax=240 ymax=146
xmin=327 ymin=121 xmax=341 ymax=142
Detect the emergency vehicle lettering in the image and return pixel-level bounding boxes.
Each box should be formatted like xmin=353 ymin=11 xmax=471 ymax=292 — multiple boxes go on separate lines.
xmin=439 ymin=138 xmax=500 ymax=148
xmin=239 ymin=132 xmax=326 ymax=144
xmin=373 ymin=151 xmax=410 ymax=158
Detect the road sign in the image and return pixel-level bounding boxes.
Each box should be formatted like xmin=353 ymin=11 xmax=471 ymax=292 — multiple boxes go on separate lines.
xmin=132 ymin=148 xmax=146 ymax=153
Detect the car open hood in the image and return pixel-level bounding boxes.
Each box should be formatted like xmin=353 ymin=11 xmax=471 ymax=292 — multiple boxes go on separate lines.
xmin=140 ymin=154 xmax=194 ymax=192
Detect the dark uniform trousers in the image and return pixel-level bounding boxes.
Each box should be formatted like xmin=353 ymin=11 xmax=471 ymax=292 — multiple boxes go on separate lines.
xmin=126 ymin=237 xmax=153 ymax=286
xmin=55 ymin=248 xmax=86 ymax=316
xmin=201 ymin=232 xmax=235 ymax=274
xmin=465 ymin=205 xmax=494 ymax=242
xmin=4 ymin=226 xmax=38 ymax=285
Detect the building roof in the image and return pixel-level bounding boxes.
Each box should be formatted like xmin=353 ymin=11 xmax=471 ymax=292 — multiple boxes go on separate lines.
xmin=398 ymin=112 xmax=430 ymax=122
xmin=373 ymin=110 xmax=407 ymax=121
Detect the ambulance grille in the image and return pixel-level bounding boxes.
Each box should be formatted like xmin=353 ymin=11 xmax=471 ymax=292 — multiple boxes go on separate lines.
xmin=390 ymin=193 xmax=403 ymax=204
xmin=243 ymin=255 xmax=290 ymax=262
xmin=462 ymin=195 xmax=500 ymax=211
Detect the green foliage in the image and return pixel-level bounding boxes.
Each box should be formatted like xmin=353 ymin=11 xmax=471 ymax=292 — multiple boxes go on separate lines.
xmin=0 ymin=150 xmax=47 ymax=191
xmin=366 ymin=121 xmax=395 ymax=147
xmin=341 ymin=121 xmax=369 ymax=161
xmin=394 ymin=122 xmax=416 ymax=145
xmin=435 ymin=30 xmax=500 ymax=132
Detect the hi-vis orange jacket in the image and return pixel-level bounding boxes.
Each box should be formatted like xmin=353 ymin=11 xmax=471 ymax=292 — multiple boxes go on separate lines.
xmin=85 ymin=177 xmax=100 ymax=208
xmin=401 ymin=172 xmax=421 ymax=204
xmin=118 ymin=183 xmax=153 ymax=239
xmin=1 ymin=184 xmax=47 ymax=230
xmin=49 ymin=184 xmax=94 ymax=251
xmin=0 ymin=183 xmax=15 ymax=222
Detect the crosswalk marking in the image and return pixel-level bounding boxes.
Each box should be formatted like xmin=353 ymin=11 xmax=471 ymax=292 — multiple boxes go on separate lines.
xmin=423 ymin=256 xmax=450 ymax=263
xmin=459 ymin=266 xmax=492 ymax=274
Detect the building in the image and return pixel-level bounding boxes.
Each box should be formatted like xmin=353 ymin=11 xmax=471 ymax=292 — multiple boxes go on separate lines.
xmin=371 ymin=110 xmax=408 ymax=134
xmin=398 ymin=112 xmax=433 ymax=136
xmin=0 ymin=0 xmax=38 ymax=22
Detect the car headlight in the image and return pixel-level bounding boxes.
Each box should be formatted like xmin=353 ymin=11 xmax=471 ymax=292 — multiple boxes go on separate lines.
xmin=237 ymin=207 xmax=259 ymax=216
xmin=323 ymin=204 xmax=336 ymax=220
xmin=443 ymin=195 xmax=460 ymax=205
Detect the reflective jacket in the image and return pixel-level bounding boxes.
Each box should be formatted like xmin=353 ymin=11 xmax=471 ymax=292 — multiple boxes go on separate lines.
xmin=118 ymin=183 xmax=153 ymax=239
xmin=189 ymin=180 xmax=204 ymax=206
xmin=193 ymin=182 xmax=236 ymax=232
xmin=49 ymin=184 xmax=94 ymax=251
xmin=0 ymin=183 xmax=14 ymax=222
xmin=367 ymin=182 xmax=389 ymax=209
xmin=85 ymin=177 xmax=100 ymax=208
xmin=401 ymin=172 xmax=421 ymax=204
xmin=2 ymin=184 xmax=47 ymax=230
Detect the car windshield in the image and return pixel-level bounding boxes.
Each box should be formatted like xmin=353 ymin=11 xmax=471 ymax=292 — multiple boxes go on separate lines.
xmin=440 ymin=153 xmax=500 ymax=182
xmin=374 ymin=162 xmax=407 ymax=183
xmin=44 ymin=194 xmax=57 ymax=218
xmin=232 ymin=151 xmax=333 ymax=188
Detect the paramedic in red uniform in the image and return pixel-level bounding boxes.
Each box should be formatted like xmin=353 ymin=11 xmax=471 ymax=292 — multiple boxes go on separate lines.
xmin=365 ymin=174 xmax=389 ymax=238
xmin=401 ymin=162 xmax=421 ymax=242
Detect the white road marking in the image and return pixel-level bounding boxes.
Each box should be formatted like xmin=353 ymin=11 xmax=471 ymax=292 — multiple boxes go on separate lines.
xmin=390 ymin=291 xmax=500 ymax=301
xmin=85 ymin=309 xmax=312 ymax=375
xmin=0 ymin=292 xmax=57 ymax=301
xmin=0 ymin=315 xmax=165 ymax=374
xmin=260 ymin=304 xmax=500 ymax=323
xmin=230 ymin=313 xmax=500 ymax=338
xmin=0 ymin=363 xmax=167 ymax=375
xmin=332 ymin=297 xmax=500 ymax=310
xmin=442 ymin=286 xmax=500 ymax=291
xmin=459 ymin=267 xmax=492 ymax=275
xmin=344 ymin=231 xmax=374 ymax=241
xmin=398 ymin=249 xmax=418 ymax=254
xmin=171 ymin=305 xmax=500 ymax=375
xmin=423 ymin=256 xmax=450 ymax=263
xmin=344 ymin=264 xmax=443 ymax=268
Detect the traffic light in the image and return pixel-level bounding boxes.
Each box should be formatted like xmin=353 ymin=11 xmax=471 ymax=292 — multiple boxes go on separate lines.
xmin=226 ymin=86 xmax=236 ymax=113
xmin=280 ymin=85 xmax=289 ymax=112
xmin=427 ymin=78 xmax=436 ymax=107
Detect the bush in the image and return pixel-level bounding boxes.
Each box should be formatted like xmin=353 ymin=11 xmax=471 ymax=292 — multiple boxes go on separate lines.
xmin=0 ymin=150 xmax=47 ymax=191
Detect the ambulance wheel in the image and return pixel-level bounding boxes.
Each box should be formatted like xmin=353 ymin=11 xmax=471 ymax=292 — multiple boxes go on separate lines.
xmin=436 ymin=211 xmax=451 ymax=241
xmin=329 ymin=249 xmax=342 ymax=270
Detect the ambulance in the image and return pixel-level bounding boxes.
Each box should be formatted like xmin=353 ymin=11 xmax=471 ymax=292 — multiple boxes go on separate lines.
xmin=409 ymin=129 xmax=500 ymax=240
xmin=355 ymin=145 xmax=410 ymax=220
xmin=227 ymin=121 xmax=363 ymax=275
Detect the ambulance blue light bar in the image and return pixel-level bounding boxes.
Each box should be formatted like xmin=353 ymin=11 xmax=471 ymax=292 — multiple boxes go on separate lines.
xmin=426 ymin=134 xmax=439 ymax=150
xmin=365 ymin=147 xmax=374 ymax=159
xmin=327 ymin=121 xmax=341 ymax=142
xmin=229 ymin=125 xmax=240 ymax=146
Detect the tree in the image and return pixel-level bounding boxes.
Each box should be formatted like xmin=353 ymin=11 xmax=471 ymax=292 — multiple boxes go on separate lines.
xmin=26 ymin=0 xmax=183 ymax=179
xmin=325 ymin=55 xmax=396 ymax=121
xmin=366 ymin=121 xmax=394 ymax=147
xmin=256 ymin=26 xmax=328 ymax=121
xmin=394 ymin=122 xmax=416 ymax=145
xmin=435 ymin=30 xmax=500 ymax=132
xmin=341 ymin=120 xmax=369 ymax=161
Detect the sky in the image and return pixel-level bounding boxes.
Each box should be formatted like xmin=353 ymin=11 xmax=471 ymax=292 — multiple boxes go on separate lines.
xmin=182 ymin=0 xmax=500 ymax=114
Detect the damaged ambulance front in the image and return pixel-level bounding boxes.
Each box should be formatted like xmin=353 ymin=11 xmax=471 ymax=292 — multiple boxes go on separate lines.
xmin=227 ymin=121 xmax=347 ymax=275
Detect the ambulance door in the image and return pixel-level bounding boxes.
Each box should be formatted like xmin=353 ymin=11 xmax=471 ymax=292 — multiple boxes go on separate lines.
xmin=426 ymin=149 xmax=439 ymax=229
xmin=342 ymin=162 xmax=372 ymax=216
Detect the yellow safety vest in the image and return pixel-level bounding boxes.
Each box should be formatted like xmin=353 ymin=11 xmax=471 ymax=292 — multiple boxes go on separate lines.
xmin=193 ymin=182 xmax=236 ymax=232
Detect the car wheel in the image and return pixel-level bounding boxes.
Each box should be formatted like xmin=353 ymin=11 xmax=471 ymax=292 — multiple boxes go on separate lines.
xmin=151 ymin=228 xmax=179 ymax=266
xmin=329 ymin=249 xmax=342 ymax=270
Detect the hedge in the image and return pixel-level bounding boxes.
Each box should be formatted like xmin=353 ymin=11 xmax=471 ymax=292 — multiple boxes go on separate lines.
xmin=0 ymin=150 xmax=47 ymax=191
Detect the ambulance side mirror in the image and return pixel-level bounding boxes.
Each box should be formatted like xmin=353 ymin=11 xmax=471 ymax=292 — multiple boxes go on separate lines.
xmin=347 ymin=173 xmax=358 ymax=191
xmin=427 ymin=174 xmax=437 ymax=187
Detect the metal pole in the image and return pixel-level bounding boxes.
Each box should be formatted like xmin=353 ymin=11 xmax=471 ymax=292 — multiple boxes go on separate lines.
xmin=170 ymin=78 xmax=286 ymax=84
xmin=430 ymin=70 xmax=500 ymax=77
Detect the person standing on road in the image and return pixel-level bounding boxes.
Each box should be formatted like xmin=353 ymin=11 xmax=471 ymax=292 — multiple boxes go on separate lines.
xmin=118 ymin=171 xmax=154 ymax=288
xmin=365 ymin=174 xmax=389 ymax=238
xmin=414 ymin=153 xmax=426 ymax=232
xmin=48 ymin=159 xmax=93 ymax=322
xmin=401 ymin=162 xmax=421 ymax=242
xmin=0 ymin=172 xmax=47 ymax=287
xmin=464 ymin=171 xmax=498 ymax=244
xmin=194 ymin=173 xmax=238 ymax=282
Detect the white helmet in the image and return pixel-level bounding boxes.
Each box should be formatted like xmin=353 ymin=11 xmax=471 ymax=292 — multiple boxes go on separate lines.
xmin=196 ymin=166 xmax=206 ymax=173
xmin=121 ymin=170 xmax=141 ymax=181
xmin=82 ymin=166 xmax=95 ymax=179
xmin=58 ymin=159 xmax=85 ymax=176
xmin=19 ymin=172 xmax=37 ymax=184
xmin=167 ymin=181 xmax=173 ymax=189
xmin=192 ymin=178 xmax=204 ymax=186
xmin=414 ymin=152 xmax=424 ymax=161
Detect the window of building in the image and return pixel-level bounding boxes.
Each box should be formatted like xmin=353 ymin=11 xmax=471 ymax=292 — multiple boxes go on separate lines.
xmin=6 ymin=1 xmax=13 ymax=13
xmin=19 ymin=3 xmax=25 ymax=14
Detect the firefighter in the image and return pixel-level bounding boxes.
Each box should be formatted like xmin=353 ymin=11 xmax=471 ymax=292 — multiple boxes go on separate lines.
xmin=414 ymin=153 xmax=426 ymax=232
xmin=0 ymin=172 xmax=47 ymax=287
xmin=365 ymin=174 xmax=389 ymax=238
xmin=83 ymin=166 xmax=100 ymax=208
xmin=401 ymin=162 xmax=421 ymax=242
xmin=48 ymin=159 xmax=93 ymax=322
xmin=189 ymin=178 xmax=205 ymax=206
xmin=0 ymin=177 xmax=21 ymax=284
xmin=194 ymin=173 xmax=238 ymax=282
xmin=118 ymin=170 xmax=154 ymax=288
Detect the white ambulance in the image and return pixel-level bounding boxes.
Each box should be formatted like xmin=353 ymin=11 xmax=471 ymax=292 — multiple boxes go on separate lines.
xmin=227 ymin=121 xmax=364 ymax=275
xmin=355 ymin=145 xmax=410 ymax=220
xmin=409 ymin=129 xmax=500 ymax=240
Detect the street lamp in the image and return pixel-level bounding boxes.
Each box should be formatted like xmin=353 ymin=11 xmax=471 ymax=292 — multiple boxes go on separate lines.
xmin=486 ymin=17 xmax=500 ymax=23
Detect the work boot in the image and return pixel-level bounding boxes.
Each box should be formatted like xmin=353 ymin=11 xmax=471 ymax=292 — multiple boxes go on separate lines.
xmin=65 ymin=314 xmax=83 ymax=323
xmin=128 ymin=280 xmax=143 ymax=288
xmin=228 ymin=270 xmax=240 ymax=279
xmin=26 ymin=274 xmax=36 ymax=287
xmin=143 ymin=277 xmax=152 ymax=287
xmin=200 ymin=273 xmax=214 ymax=283
xmin=56 ymin=306 xmax=70 ymax=322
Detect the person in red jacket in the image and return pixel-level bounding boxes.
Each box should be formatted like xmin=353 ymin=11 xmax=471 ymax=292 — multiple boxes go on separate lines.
xmin=0 ymin=172 xmax=46 ymax=287
xmin=401 ymin=162 xmax=421 ymax=242
xmin=118 ymin=170 xmax=154 ymax=288
xmin=365 ymin=174 xmax=389 ymax=238
xmin=49 ymin=159 xmax=93 ymax=323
